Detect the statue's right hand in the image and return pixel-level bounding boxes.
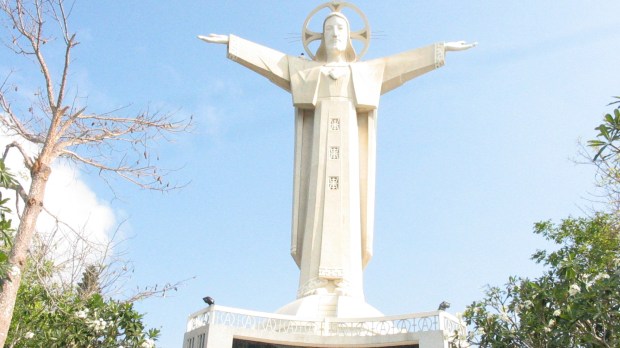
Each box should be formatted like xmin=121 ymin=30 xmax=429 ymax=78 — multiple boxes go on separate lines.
xmin=197 ymin=34 xmax=230 ymax=44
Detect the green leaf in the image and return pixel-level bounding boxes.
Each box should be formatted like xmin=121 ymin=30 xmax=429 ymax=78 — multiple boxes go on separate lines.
xmin=587 ymin=140 xmax=606 ymax=147
xmin=605 ymin=113 xmax=615 ymax=124
xmin=598 ymin=124 xmax=611 ymax=140
xmin=592 ymin=144 xmax=607 ymax=161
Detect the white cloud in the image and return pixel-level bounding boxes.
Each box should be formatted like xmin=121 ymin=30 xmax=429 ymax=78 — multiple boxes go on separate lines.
xmin=1 ymin=120 xmax=118 ymax=285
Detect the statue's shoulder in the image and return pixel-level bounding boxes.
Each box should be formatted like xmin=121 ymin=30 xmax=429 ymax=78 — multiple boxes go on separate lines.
xmin=288 ymin=57 xmax=323 ymax=73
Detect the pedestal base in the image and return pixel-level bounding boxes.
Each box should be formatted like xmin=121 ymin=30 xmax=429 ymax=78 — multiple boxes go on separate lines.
xmin=184 ymin=305 xmax=466 ymax=348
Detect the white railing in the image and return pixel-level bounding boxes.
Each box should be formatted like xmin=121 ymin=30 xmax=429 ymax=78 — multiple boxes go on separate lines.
xmin=186 ymin=305 xmax=466 ymax=338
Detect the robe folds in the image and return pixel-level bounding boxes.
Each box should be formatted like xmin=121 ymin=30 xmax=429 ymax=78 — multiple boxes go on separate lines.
xmin=227 ymin=35 xmax=445 ymax=299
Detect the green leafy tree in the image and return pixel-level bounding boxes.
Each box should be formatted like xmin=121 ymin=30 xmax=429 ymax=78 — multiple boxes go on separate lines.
xmin=459 ymin=214 xmax=620 ymax=347
xmin=78 ymin=265 xmax=103 ymax=299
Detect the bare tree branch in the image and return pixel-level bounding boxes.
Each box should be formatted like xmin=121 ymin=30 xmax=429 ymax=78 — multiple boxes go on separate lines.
xmin=0 ymin=75 xmax=44 ymax=144
xmin=60 ymin=149 xmax=171 ymax=190
xmin=2 ymin=141 xmax=34 ymax=169
xmin=125 ymin=278 xmax=194 ymax=304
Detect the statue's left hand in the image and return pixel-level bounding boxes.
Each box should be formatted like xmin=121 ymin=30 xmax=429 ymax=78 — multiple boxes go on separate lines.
xmin=198 ymin=34 xmax=230 ymax=45
xmin=445 ymin=41 xmax=478 ymax=51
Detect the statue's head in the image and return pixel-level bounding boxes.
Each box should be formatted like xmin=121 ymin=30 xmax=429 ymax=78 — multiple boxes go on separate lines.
xmin=315 ymin=12 xmax=357 ymax=62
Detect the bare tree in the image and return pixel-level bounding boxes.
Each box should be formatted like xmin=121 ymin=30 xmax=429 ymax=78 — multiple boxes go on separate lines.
xmin=0 ymin=0 xmax=189 ymax=344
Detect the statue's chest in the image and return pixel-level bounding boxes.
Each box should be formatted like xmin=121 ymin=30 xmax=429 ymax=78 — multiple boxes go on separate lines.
xmin=318 ymin=66 xmax=353 ymax=99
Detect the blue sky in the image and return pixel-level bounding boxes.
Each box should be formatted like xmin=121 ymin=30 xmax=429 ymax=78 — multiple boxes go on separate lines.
xmin=2 ymin=1 xmax=620 ymax=347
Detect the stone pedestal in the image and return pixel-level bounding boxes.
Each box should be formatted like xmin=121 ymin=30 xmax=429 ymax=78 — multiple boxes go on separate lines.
xmin=183 ymin=305 xmax=466 ymax=348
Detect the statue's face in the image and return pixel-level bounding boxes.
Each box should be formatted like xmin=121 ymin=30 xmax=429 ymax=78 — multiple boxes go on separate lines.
xmin=323 ymin=16 xmax=349 ymax=53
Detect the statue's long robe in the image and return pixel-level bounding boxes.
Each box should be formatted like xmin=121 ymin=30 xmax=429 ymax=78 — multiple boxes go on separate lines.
xmin=227 ymin=35 xmax=445 ymax=299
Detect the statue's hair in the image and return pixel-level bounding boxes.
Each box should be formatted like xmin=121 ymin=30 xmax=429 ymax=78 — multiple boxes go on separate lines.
xmin=315 ymin=12 xmax=357 ymax=62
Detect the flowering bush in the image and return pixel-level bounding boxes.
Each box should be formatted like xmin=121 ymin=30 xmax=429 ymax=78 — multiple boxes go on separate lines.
xmin=7 ymin=273 xmax=159 ymax=347
xmin=458 ymin=214 xmax=620 ymax=347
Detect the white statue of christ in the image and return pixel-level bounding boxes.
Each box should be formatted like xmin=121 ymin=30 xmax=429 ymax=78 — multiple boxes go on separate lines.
xmin=200 ymin=5 xmax=475 ymax=311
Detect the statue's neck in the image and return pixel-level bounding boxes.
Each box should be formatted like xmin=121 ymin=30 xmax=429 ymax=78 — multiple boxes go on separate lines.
xmin=325 ymin=62 xmax=348 ymax=67
xmin=326 ymin=51 xmax=347 ymax=64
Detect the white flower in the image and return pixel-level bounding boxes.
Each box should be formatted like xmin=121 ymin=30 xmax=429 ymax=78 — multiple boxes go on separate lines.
xmin=88 ymin=318 xmax=108 ymax=332
xmin=75 ymin=310 xmax=88 ymax=319
xmin=141 ymin=338 xmax=155 ymax=348
xmin=553 ymin=309 xmax=561 ymax=317
xmin=24 ymin=332 xmax=34 ymax=339
xmin=548 ymin=319 xmax=556 ymax=327
xmin=568 ymin=284 xmax=581 ymax=296
xmin=499 ymin=312 xmax=510 ymax=323
xmin=499 ymin=305 xmax=509 ymax=322
xmin=595 ymin=273 xmax=610 ymax=281
xmin=523 ymin=300 xmax=533 ymax=309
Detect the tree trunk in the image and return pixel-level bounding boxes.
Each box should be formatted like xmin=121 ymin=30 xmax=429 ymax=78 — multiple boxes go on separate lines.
xmin=0 ymin=161 xmax=51 ymax=346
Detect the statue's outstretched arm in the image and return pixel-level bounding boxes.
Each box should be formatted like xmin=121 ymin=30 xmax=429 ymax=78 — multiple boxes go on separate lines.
xmin=198 ymin=34 xmax=230 ymax=44
xmin=379 ymin=41 xmax=476 ymax=95
xmin=379 ymin=44 xmax=442 ymax=95
xmin=199 ymin=34 xmax=292 ymax=92
xmin=445 ymin=41 xmax=477 ymax=51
